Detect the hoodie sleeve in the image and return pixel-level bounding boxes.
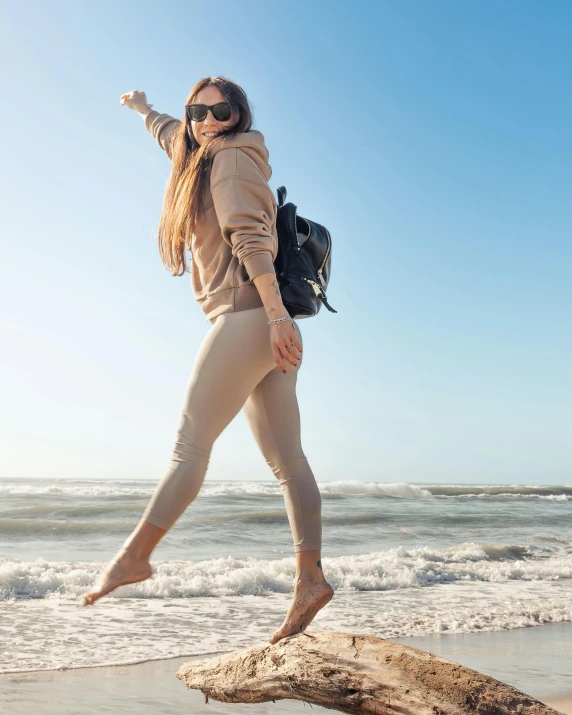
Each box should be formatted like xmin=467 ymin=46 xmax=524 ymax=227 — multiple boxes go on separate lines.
xmin=143 ymin=110 xmax=181 ymax=161
xmin=210 ymin=147 xmax=277 ymax=280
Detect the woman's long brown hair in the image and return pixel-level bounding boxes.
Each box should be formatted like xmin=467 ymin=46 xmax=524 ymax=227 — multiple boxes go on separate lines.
xmin=158 ymin=76 xmax=253 ymax=276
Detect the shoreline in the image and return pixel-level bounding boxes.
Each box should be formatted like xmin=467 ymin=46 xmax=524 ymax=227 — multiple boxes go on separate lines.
xmin=0 ymin=649 xmax=228 ymax=677
xmin=2 ymin=622 xmax=571 ymax=714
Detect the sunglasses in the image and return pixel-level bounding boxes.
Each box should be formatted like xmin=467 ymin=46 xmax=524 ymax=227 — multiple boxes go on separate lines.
xmin=185 ymin=102 xmax=232 ymax=123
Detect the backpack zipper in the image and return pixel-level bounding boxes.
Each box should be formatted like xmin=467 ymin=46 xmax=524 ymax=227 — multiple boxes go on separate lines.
xmin=288 ymin=211 xmax=330 ymax=291
xmin=302 ymin=276 xmax=323 ymax=296
xmin=316 ymin=227 xmax=331 ymax=289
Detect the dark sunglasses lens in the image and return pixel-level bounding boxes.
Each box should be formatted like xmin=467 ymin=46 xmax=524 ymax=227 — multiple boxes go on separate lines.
xmin=189 ymin=105 xmax=207 ymax=122
xmin=212 ymin=103 xmax=232 ymax=121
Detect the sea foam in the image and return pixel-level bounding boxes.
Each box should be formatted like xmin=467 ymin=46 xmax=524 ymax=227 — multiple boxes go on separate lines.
xmin=1 ymin=540 xmax=571 ymax=601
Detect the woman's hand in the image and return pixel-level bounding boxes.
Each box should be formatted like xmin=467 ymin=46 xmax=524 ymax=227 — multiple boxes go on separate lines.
xmin=249 ymin=273 xmax=303 ymax=373
xmin=120 ymin=90 xmax=153 ymax=113
xmin=271 ymin=319 xmax=303 ymax=373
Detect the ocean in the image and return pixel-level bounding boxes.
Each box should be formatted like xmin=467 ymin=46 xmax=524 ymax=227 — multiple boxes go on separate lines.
xmin=1 ymin=477 xmax=571 ymax=677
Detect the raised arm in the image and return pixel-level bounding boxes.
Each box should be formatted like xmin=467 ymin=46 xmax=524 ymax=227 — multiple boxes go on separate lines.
xmin=120 ymin=90 xmax=181 ymax=161
xmin=142 ymin=110 xmax=180 ymax=160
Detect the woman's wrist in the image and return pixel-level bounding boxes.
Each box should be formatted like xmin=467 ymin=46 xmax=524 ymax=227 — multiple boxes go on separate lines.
xmin=268 ymin=314 xmax=293 ymax=326
xmin=267 ymin=305 xmax=290 ymax=321
xmin=252 ymin=272 xmax=290 ymax=321
xmin=136 ymin=104 xmax=153 ymax=117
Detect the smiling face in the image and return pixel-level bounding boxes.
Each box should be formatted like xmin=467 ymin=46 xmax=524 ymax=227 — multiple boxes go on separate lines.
xmin=189 ymin=84 xmax=240 ymax=146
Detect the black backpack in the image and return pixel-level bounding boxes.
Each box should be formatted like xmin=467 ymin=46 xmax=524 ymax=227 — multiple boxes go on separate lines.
xmin=273 ymin=186 xmax=337 ymax=319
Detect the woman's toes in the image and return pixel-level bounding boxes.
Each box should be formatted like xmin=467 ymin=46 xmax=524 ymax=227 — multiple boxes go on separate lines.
xmin=268 ymin=616 xmax=304 ymax=644
xmin=82 ymin=581 xmax=114 ymax=606
xmin=268 ymin=626 xmax=294 ymax=645
xmin=82 ymin=566 xmax=121 ymax=607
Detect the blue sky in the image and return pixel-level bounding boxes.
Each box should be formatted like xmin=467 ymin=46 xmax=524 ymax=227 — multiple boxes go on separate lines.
xmin=1 ymin=0 xmax=570 ymax=484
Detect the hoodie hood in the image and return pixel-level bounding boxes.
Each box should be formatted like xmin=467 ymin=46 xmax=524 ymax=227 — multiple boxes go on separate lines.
xmin=206 ymin=129 xmax=272 ymax=181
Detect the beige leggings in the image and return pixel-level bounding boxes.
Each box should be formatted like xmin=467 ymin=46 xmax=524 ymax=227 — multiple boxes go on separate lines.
xmin=141 ymin=305 xmax=322 ymax=552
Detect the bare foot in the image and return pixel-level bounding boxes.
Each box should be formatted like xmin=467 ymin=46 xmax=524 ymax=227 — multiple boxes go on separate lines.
xmin=82 ymin=551 xmax=153 ymax=606
xmin=269 ymin=577 xmax=334 ymax=644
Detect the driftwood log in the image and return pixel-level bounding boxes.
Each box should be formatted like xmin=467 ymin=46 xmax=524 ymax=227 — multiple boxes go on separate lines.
xmin=176 ymin=631 xmax=564 ymax=714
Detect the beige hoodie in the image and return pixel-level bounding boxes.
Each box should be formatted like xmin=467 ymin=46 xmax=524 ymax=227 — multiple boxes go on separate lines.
xmin=143 ymin=110 xmax=278 ymax=321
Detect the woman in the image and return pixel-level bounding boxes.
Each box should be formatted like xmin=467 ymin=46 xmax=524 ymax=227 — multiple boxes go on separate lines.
xmin=82 ymin=76 xmax=334 ymax=644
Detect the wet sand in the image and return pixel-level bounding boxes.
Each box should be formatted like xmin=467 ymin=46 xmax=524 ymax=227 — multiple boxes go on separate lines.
xmin=1 ymin=621 xmax=571 ymax=714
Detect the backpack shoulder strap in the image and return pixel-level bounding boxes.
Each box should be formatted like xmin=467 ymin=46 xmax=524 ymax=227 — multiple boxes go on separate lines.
xmin=277 ymin=186 xmax=287 ymax=208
